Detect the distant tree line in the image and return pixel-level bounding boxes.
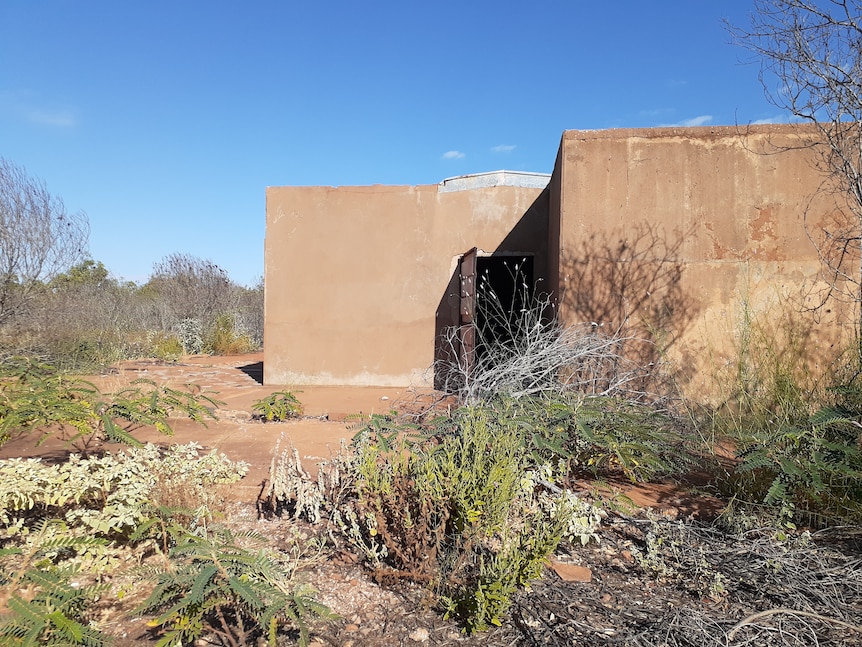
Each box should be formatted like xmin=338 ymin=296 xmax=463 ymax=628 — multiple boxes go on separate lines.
xmin=0 ymin=157 xmax=263 ymax=370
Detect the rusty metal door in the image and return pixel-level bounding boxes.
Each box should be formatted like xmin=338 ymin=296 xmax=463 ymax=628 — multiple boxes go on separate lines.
xmin=459 ymin=248 xmax=478 ymax=380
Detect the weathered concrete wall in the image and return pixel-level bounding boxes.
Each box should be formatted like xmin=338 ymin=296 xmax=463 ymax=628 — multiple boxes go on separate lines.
xmin=265 ymin=125 xmax=855 ymax=394
xmin=264 ymin=180 xmax=548 ymax=386
xmin=553 ymin=125 xmax=853 ymax=393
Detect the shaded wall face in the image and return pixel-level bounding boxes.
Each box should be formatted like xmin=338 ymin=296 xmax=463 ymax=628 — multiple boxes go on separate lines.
xmin=547 ymin=145 xmax=563 ymax=301
xmin=555 ymin=126 xmax=854 ymax=396
xmin=264 ymin=183 xmax=547 ymax=386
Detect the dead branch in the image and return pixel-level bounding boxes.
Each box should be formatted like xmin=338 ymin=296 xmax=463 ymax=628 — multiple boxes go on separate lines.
xmin=727 ymin=607 xmax=862 ymax=641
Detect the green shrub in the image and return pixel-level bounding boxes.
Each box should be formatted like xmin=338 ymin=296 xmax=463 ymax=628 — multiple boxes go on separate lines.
xmin=268 ymin=407 xmax=602 ymax=633
xmin=137 ymin=527 xmax=333 ymax=647
xmin=0 ymin=357 xmax=221 ymax=450
xmin=470 ymin=394 xmax=689 ymax=483
xmin=440 ymin=501 xmax=573 ymax=631
xmin=0 ymin=444 xmax=252 ymax=645
xmin=0 ymin=521 xmax=111 ymax=647
xmin=150 ymin=333 xmax=184 ymax=361
xmin=729 ymin=403 xmax=862 ymax=525
xmin=431 ymin=407 xmax=527 ymax=536
xmin=204 ymin=313 xmax=256 ymax=355
xmin=563 ymin=396 xmax=688 ymax=481
xmin=0 ymin=443 xmax=249 ymax=543
xmin=0 ymin=357 xmax=100 ymax=448
xmin=252 ymin=390 xmax=303 ymax=421
xmin=104 ymin=379 xmax=221 ymax=441
xmin=702 ymin=299 xmax=862 ymax=526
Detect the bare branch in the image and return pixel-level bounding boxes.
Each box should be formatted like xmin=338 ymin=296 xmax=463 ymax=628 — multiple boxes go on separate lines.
xmin=147 ymin=252 xmax=235 ymax=328
xmin=730 ymin=1 xmax=862 ymax=316
xmin=0 ymin=158 xmax=89 ymax=327
xmin=435 ymin=266 xmax=666 ymax=406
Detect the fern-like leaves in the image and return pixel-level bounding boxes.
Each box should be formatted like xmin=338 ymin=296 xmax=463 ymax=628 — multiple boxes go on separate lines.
xmin=0 ymin=567 xmax=109 ymax=646
xmin=137 ymin=527 xmax=333 ymax=646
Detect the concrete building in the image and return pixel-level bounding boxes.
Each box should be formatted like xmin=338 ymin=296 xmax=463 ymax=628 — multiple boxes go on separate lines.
xmin=264 ymin=125 xmax=853 ymax=396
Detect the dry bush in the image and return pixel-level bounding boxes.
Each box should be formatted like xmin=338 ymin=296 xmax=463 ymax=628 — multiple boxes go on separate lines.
xmin=0 ymin=158 xmax=89 ymax=329
xmin=146 ymin=253 xmax=234 ymax=330
xmin=0 ymin=256 xmax=263 ymax=368
xmin=436 ymin=286 xmax=665 ymax=407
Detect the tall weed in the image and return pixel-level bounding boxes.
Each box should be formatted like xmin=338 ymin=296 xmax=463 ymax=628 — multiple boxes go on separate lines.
xmin=267 ymin=407 xmax=602 ymax=633
xmin=704 ymin=299 xmax=862 ymax=525
xmin=204 ymin=313 xmax=255 ymax=355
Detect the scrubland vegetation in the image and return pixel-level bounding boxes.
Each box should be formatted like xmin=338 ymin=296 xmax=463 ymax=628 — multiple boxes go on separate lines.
xmin=4 ymin=0 xmax=862 ymax=632
xmin=0 ymin=156 xmax=262 ymax=370
xmin=1 ymin=265 xmax=861 ymax=644
xmin=1 ymin=252 xmax=262 ymax=371
xmin=1 ymin=158 xmax=862 ymax=645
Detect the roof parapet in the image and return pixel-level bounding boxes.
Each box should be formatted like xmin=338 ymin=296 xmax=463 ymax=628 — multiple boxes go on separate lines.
xmin=438 ymin=170 xmax=551 ymax=193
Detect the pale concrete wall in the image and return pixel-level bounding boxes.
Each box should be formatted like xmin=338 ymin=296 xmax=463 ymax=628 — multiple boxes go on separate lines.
xmin=553 ymin=125 xmax=853 ymax=394
xmin=264 ymin=181 xmax=548 ymax=386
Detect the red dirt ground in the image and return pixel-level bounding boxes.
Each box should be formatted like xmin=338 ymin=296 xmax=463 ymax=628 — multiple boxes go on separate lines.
xmin=0 ymin=352 xmax=721 ymax=517
xmin=1 ymin=353 xmax=745 ymax=646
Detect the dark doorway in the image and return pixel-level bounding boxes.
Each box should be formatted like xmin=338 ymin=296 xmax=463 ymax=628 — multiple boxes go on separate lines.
xmin=473 ymin=255 xmax=535 ymax=362
xmin=432 ymin=251 xmax=535 ymax=392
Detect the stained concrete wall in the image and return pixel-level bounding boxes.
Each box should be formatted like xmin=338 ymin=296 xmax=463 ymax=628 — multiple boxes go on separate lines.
xmin=264 ymin=179 xmax=548 ymax=386
xmin=265 ymin=124 xmax=854 ymax=394
xmin=552 ymin=125 xmax=852 ymax=393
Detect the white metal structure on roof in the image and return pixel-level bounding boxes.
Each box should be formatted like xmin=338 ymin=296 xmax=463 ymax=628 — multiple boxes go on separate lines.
xmin=438 ymin=170 xmax=551 ymax=193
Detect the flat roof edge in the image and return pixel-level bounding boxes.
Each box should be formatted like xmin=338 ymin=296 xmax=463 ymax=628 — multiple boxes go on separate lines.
xmin=438 ymin=170 xmax=551 ymax=193
xmin=562 ymin=123 xmax=816 ymax=140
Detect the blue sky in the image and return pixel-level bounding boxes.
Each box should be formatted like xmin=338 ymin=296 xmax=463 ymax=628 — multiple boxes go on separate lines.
xmin=0 ymin=1 xmax=780 ymax=287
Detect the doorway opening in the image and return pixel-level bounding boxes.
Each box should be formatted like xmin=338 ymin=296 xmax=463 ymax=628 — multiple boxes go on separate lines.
xmin=452 ymin=250 xmax=536 ymax=387
xmin=473 ymin=255 xmax=535 ymax=361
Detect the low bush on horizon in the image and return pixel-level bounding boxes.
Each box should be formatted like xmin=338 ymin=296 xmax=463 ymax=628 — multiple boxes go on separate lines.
xmin=204 ymin=312 xmax=257 ymax=356
xmin=0 ymin=252 xmax=263 ymax=373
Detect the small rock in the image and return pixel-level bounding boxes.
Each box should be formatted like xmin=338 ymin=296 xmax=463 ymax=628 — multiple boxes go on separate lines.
xmin=333 ymin=549 xmax=359 ymax=565
xmin=549 ymin=557 xmax=592 ymax=582
xmin=409 ymin=627 xmax=430 ymax=642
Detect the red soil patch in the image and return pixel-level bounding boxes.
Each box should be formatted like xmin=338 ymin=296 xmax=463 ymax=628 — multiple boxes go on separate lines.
xmin=0 ymin=352 xmax=721 ymax=517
